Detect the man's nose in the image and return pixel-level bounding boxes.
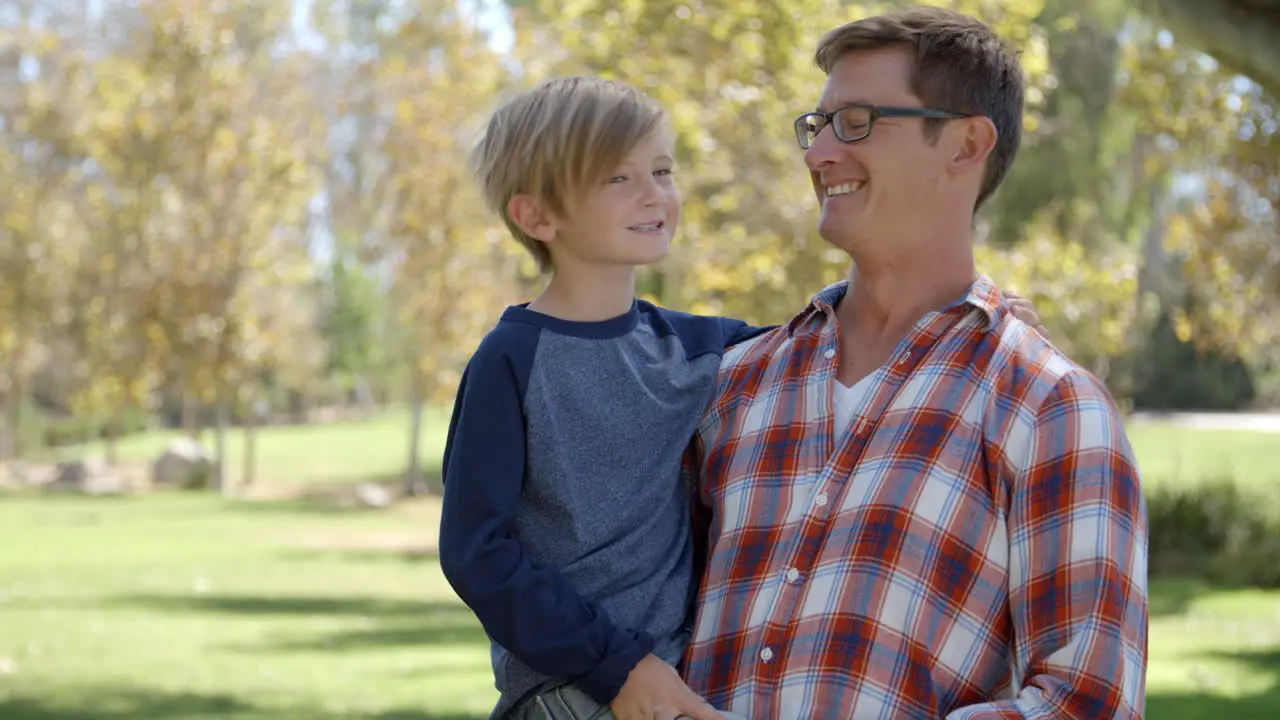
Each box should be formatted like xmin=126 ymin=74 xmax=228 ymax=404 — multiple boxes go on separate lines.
xmin=804 ymin=124 xmax=841 ymax=171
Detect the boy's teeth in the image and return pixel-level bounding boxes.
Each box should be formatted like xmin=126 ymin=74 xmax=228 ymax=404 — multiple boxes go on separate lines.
xmin=826 ymin=181 xmax=864 ymax=196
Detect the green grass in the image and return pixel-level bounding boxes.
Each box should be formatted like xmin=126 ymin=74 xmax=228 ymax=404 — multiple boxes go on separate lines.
xmin=52 ymin=407 xmax=453 ymax=490
xmin=0 ymin=416 xmax=1278 ymax=718
xmin=1148 ymin=580 xmax=1280 ymax=717
xmin=1128 ymin=424 xmax=1280 ymax=492
xmin=0 ymin=493 xmax=495 ymax=718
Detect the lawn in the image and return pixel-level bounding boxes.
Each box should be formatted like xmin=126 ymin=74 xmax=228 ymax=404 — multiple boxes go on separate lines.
xmin=47 ymin=407 xmax=455 ymax=491
xmin=0 ymin=492 xmax=493 ymax=719
xmin=0 ymin=413 xmax=1277 ymax=718
xmin=1127 ymin=423 xmax=1280 ymax=492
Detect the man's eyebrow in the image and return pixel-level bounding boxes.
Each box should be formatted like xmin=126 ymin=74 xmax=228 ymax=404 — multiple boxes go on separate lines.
xmin=816 ymin=98 xmax=871 ymax=112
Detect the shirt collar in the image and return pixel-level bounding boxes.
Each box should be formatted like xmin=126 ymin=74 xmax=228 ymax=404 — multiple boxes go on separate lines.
xmin=785 ymin=273 xmax=1005 ymax=336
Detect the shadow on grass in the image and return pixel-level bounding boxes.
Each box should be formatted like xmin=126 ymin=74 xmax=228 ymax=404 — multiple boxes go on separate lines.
xmin=0 ymin=688 xmax=255 ymax=719
xmin=107 ymin=592 xmax=486 ymax=651
xmin=0 ymin=685 xmax=482 ymax=719
xmin=266 ymin=603 xmax=487 ymax=651
xmin=1148 ymin=647 xmax=1280 ymax=719
xmin=109 ymin=591 xmax=431 ymax=617
xmin=1146 ymin=685 xmax=1280 ymax=720
xmin=276 ymin=546 xmax=440 ymax=565
xmin=226 ymin=471 xmax=443 ymax=516
xmin=1150 ymin=577 xmax=1216 ymax=618
xmin=1206 ymin=648 xmax=1280 ymax=674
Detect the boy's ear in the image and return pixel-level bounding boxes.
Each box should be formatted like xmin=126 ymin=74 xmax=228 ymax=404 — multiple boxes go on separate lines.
xmin=507 ymin=194 xmax=558 ymax=244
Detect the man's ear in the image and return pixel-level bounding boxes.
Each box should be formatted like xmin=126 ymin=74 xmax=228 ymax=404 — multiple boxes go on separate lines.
xmin=507 ymin=194 xmax=558 ymax=244
xmin=948 ymin=116 xmax=998 ymax=175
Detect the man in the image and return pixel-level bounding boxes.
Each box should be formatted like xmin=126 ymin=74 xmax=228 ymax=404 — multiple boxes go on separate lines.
xmin=681 ymin=6 xmax=1148 ymax=718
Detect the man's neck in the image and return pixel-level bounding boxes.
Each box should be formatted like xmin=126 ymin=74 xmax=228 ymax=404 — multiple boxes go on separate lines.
xmin=528 ymin=260 xmax=638 ymax=322
xmin=836 ymin=238 xmax=977 ymax=346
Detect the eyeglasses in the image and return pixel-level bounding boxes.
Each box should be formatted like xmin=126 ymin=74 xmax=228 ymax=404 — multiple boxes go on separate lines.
xmin=793 ymin=103 xmax=972 ymax=149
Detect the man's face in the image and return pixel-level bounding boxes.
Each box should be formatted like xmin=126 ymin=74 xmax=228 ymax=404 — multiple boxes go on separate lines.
xmin=804 ymin=46 xmax=954 ymax=255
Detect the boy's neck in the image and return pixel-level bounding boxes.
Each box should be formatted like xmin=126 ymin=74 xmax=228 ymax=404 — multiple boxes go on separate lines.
xmin=528 ymin=262 xmax=638 ymax=322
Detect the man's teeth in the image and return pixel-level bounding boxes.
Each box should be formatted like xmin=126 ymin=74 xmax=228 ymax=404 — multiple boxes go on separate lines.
xmin=826 ymin=182 xmax=865 ymax=196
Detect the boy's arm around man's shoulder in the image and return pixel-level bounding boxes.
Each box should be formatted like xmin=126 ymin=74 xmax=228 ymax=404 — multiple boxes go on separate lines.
xmin=648 ymin=303 xmax=776 ymax=352
xmin=436 ymin=327 xmax=655 ymax=705
xmin=721 ymin=317 xmax=776 ymax=349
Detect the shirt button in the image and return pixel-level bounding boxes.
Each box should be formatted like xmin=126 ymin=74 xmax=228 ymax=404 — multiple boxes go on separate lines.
xmin=760 ymin=647 xmax=774 ymax=662
xmin=815 ymin=493 xmax=828 ymax=507
xmin=823 ymin=348 xmax=836 ymax=360
xmin=785 ymin=567 xmax=800 ymax=583
xmin=898 ymin=351 xmax=910 ymax=365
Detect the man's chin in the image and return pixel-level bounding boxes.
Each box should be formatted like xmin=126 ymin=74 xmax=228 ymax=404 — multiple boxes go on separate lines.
xmin=817 ymin=223 xmax=861 ymax=256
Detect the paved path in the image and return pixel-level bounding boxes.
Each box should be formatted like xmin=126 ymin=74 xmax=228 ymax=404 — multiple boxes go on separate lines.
xmin=1128 ymin=411 xmax=1280 ymax=433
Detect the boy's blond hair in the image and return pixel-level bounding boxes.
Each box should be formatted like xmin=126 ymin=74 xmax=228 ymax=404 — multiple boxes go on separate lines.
xmin=470 ymin=76 xmax=666 ymax=272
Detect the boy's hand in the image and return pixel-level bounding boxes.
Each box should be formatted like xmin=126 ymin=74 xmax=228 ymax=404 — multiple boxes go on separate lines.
xmin=611 ymin=654 xmax=725 ymax=720
xmin=1004 ymin=290 xmax=1051 ymax=338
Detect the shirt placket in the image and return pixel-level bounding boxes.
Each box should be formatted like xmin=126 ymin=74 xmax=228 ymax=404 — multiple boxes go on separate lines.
xmin=751 ymin=310 xmax=943 ymax=697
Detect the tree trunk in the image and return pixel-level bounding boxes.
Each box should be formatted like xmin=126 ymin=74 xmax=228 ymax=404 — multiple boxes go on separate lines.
xmin=242 ymin=390 xmax=258 ymax=490
xmin=181 ymin=388 xmax=199 ymax=437
xmin=8 ymin=385 xmax=22 ymax=460
xmin=105 ymin=403 xmax=123 ymax=467
xmin=214 ymin=392 xmax=230 ymax=495
xmin=403 ymin=372 xmax=425 ymax=497
xmin=0 ymin=393 xmax=12 ymax=462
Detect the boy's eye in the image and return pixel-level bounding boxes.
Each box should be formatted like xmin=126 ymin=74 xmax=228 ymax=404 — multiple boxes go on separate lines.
xmin=608 ymin=175 xmax=628 ymax=183
xmin=654 ymin=168 xmax=673 ymax=177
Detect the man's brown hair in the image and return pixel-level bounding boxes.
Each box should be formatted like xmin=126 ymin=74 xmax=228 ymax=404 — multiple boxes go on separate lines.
xmin=814 ymin=5 xmax=1024 ymax=209
xmin=470 ymin=76 xmax=666 ymax=272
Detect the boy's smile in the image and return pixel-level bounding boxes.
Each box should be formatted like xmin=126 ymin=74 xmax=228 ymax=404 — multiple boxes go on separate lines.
xmin=627 ymin=220 xmax=667 ymax=234
xmin=548 ymin=127 xmax=681 ymax=267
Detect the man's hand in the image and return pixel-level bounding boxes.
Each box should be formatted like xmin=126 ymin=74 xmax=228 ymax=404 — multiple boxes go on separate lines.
xmin=611 ymin=654 xmax=724 ymax=720
xmin=1004 ymin=290 xmax=1051 ymax=338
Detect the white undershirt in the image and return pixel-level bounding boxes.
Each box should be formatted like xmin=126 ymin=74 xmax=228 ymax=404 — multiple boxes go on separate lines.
xmin=833 ymin=374 xmax=876 ymax=431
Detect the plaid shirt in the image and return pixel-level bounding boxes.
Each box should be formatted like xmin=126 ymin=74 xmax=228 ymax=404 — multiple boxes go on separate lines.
xmin=684 ymin=276 xmax=1148 ymax=719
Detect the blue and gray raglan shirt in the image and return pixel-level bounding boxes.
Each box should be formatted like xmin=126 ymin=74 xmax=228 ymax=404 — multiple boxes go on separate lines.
xmin=438 ymin=299 xmax=769 ymax=717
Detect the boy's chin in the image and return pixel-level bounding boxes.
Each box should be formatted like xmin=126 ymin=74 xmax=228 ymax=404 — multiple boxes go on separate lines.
xmin=621 ymin=237 xmax=673 ymax=266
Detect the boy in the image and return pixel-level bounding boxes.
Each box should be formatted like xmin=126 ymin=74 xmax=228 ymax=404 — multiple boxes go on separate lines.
xmin=438 ymin=76 xmax=756 ymax=720
xmin=438 ymin=75 xmax=1045 ymax=720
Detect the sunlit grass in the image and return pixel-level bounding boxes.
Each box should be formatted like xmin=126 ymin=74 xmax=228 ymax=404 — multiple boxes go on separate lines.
xmin=0 ymin=493 xmax=494 ymax=719
xmin=1129 ymin=423 xmax=1280 ymax=492
xmin=49 ymin=407 xmax=452 ymax=490
xmin=1 ymin=416 xmax=1278 ymax=717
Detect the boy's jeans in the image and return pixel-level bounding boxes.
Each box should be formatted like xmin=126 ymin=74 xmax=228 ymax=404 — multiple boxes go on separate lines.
xmin=508 ymin=681 xmax=747 ymax=720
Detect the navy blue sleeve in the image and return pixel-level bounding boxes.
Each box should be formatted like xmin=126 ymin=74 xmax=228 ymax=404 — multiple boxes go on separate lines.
xmin=720 ymin=317 xmax=776 ymax=348
xmin=647 ymin=302 xmax=775 ymax=354
xmin=437 ymin=326 xmax=653 ymax=703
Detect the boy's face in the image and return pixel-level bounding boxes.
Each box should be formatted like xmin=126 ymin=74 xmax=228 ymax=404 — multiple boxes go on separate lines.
xmin=548 ymin=128 xmax=680 ymax=268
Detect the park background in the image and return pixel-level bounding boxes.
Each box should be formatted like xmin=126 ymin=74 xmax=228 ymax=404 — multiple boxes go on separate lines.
xmin=1 ymin=0 xmax=1278 ymax=717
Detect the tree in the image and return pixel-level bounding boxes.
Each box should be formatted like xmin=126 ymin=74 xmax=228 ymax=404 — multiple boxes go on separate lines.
xmin=377 ymin=3 xmax=512 ymax=494
xmin=1139 ymin=0 xmax=1280 ymax=98
xmin=70 ymin=29 xmax=173 ymax=465
xmin=80 ymin=0 xmax=322 ymax=489
xmin=0 ymin=13 xmax=89 ymax=459
xmin=322 ymin=236 xmax=385 ymax=401
xmin=501 ymin=0 xmax=1058 ymax=324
